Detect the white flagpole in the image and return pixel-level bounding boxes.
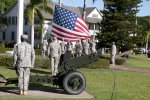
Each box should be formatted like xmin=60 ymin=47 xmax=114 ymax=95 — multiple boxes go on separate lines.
xmin=17 ymin=0 xmax=24 ymax=44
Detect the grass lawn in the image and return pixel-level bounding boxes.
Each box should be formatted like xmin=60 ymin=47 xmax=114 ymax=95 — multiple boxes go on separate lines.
xmin=0 ymin=66 xmax=150 ymax=100
xmin=123 ymin=54 xmax=150 ymax=68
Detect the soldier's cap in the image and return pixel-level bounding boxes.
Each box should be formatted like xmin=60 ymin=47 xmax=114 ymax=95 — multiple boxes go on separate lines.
xmin=21 ymin=34 xmax=28 ymax=39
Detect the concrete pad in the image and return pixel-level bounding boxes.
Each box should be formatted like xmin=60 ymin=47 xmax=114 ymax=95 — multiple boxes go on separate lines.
xmin=0 ymin=87 xmax=94 ymax=99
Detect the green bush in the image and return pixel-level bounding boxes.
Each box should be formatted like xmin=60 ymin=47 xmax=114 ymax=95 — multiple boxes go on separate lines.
xmin=100 ymin=54 xmax=126 ymax=65
xmin=0 ymin=55 xmax=50 ymax=69
xmin=88 ymin=59 xmax=109 ymax=69
xmin=35 ymin=57 xmax=49 ymax=69
xmin=0 ymin=48 xmax=13 ymax=54
xmin=35 ymin=49 xmax=42 ymax=55
xmin=0 ymin=42 xmax=5 ymax=48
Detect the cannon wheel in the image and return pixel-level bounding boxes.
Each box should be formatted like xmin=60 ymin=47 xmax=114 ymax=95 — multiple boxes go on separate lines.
xmin=62 ymin=72 xmax=86 ymax=95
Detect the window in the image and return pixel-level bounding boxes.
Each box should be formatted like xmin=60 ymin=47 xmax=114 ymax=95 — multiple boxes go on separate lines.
xmin=2 ymin=32 xmax=5 ymax=40
xmin=24 ymin=32 xmax=28 ymax=35
xmin=8 ymin=17 xmax=12 ymax=25
xmin=34 ymin=19 xmax=40 ymax=25
xmin=89 ymin=23 xmax=94 ymax=30
xmin=92 ymin=14 xmax=98 ymax=18
xmin=12 ymin=17 xmax=15 ymax=25
xmin=15 ymin=17 xmax=17 ymax=25
xmin=95 ymin=24 xmax=100 ymax=30
xmin=24 ymin=18 xmax=28 ymax=25
xmin=11 ymin=32 xmax=15 ymax=41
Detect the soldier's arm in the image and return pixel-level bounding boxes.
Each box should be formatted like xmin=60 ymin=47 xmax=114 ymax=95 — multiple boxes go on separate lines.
xmin=13 ymin=44 xmax=18 ymax=68
xmin=31 ymin=47 xmax=35 ymax=68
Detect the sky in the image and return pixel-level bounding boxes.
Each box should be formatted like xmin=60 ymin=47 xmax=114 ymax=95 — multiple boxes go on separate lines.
xmin=52 ymin=0 xmax=150 ymax=16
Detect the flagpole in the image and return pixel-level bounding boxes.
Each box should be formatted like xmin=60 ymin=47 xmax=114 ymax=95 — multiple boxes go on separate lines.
xmin=17 ymin=0 xmax=24 ymax=44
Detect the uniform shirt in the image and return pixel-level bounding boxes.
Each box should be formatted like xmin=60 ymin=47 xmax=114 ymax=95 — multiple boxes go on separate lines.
xmin=48 ymin=42 xmax=61 ymax=57
xmin=13 ymin=42 xmax=35 ymax=68
xmin=111 ymin=44 xmax=117 ymax=55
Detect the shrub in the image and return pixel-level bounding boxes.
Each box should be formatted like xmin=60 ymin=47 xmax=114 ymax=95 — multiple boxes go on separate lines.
xmin=88 ymin=59 xmax=109 ymax=69
xmin=0 ymin=48 xmax=13 ymax=54
xmin=0 ymin=55 xmax=50 ymax=69
xmin=100 ymin=54 xmax=126 ymax=65
xmin=0 ymin=42 xmax=5 ymax=48
xmin=35 ymin=49 xmax=42 ymax=55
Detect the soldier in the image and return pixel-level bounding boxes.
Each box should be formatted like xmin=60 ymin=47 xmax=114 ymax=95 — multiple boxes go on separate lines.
xmin=41 ymin=39 xmax=48 ymax=58
xmin=66 ymin=41 xmax=73 ymax=57
xmin=111 ymin=42 xmax=117 ymax=65
xmin=90 ymin=40 xmax=97 ymax=54
xmin=60 ymin=38 xmax=66 ymax=54
xmin=75 ymin=39 xmax=83 ymax=57
xmin=82 ymin=39 xmax=89 ymax=55
xmin=47 ymin=36 xmax=61 ymax=76
xmin=13 ymin=35 xmax=35 ymax=95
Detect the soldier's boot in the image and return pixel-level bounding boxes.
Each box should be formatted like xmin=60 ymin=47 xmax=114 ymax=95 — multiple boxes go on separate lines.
xmin=19 ymin=89 xmax=23 ymax=95
xmin=23 ymin=91 xmax=28 ymax=95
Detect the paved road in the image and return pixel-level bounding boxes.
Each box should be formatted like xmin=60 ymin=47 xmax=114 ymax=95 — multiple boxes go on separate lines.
xmin=110 ymin=65 xmax=150 ymax=73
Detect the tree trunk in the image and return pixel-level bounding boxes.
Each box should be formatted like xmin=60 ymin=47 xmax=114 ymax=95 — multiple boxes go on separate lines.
xmin=31 ymin=18 xmax=34 ymax=48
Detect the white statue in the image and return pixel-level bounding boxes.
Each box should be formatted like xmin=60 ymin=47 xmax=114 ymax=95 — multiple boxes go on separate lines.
xmin=47 ymin=36 xmax=61 ymax=76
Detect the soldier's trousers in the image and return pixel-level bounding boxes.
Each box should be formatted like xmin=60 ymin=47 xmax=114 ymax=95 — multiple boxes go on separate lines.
xmin=18 ymin=67 xmax=30 ymax=90
xmin=51 ymin=57 xmax=59 ymax=76
xmin=111 ymin=55 xmax=116 ymax=65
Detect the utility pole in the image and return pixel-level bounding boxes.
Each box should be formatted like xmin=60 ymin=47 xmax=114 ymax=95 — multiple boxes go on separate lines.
xmin=17 ymin=0 xmax=24 ymax=44
xmin=59 ymin=0 xmax=61 ymax=7
xmin=82 ymin=0 xmax=86 ymax=20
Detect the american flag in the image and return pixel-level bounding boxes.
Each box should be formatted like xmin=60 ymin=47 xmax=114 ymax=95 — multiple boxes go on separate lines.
xmin=51 ymin=5 xmax=91 ymax=42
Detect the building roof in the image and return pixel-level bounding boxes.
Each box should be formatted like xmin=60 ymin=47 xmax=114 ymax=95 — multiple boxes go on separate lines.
xmin=2 ymin=1 xmax=102 ymax=23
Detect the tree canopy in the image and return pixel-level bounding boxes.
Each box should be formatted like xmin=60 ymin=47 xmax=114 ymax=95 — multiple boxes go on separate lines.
xmin=97 ymin=0 xmax=142 ymax=52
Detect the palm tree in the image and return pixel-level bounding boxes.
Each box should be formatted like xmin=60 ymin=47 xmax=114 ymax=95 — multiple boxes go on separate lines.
xmin=25 ymin=0 xmax=53 ymax=47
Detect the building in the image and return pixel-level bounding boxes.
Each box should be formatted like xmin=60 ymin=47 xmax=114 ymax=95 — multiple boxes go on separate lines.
xmin=0 ymin=0 xmax=102 ymax=47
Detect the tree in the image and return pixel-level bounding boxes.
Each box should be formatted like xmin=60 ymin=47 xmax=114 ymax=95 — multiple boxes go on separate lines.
xmin=97 ymin=0 xmax=142 ymax=52
xmin=25 ymin=0 xmax=53 ymax=47
xmin=0 ymin=0 xmax=16 ymax=16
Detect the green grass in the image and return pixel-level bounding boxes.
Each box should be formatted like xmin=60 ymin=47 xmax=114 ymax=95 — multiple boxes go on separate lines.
xmin=123 ymin=54 xmax=150 ymax=68
xmin=0 ymin=66 xmax=150 ymax=100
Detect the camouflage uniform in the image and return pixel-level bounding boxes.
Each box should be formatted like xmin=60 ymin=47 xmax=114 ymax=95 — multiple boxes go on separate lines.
xmin=41 ymin=39 xmax=48 ymax=58
xmin=82 ymin=40 xmax=89 ymax=55
xmin=75 ymin=41 xmax=82 ymax=57
xmin=48 ymin=41 xmax=61 ymax=76
xmin=13 ymin=42 xmax=35 ymax=91
xmin=111 ymin=43 xmax=117 ymax=65
xmin=60 ymin=41 xmax=66 ymax=54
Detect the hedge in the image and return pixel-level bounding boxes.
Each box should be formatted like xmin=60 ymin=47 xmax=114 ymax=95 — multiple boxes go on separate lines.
xmin=100 ymin=54 xmax=126 ymax=65
xmin=0 ymin=48 xmax=13 ymax=54
xmin=88 ymin=59 xmax=109 ymax=69
xmin=0 ymin=55 xmax=49 ymax=69
xmin=0 ymin=55 xmax=109 ymax=69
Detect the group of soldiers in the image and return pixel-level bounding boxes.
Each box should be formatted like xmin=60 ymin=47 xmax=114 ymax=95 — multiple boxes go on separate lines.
xmin=42 ymin=36 xmax=97 ymax=76
xmin=13 ymin=34 xmax=97 ymax=96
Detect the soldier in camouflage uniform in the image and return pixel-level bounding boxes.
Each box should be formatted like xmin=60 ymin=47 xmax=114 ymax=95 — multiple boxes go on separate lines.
xmin=75 ymin=39 xmax=83 ymax=57
xmin=82 ymin=39 xmax=89 ymax=55
xmin=47 ymin=36 xmax=61 ymax=76
xmin=13 ymin=35 xmax=35 ymax=95
xmin=41 ymin=39 xmax=48 ymax=58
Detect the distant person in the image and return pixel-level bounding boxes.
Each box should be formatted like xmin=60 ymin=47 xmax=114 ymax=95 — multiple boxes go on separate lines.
xmin=47 ymin=36 xmax=61 ymax=76
xmin=41 ymin=39 xmax=48 ymax=58
xmin=13 ymin=35 xmax=35 ymax=95
xmin=82 ymin=39 xmax=89 ymax=55
xmin=110 ymin=42 xmax=117 ymax=65
xmin=75 ymin=39 xmax=83 ymax=57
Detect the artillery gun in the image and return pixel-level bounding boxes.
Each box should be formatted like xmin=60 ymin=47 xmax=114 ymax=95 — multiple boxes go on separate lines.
xmin=0 ymin=52 xmax=100 ymax=95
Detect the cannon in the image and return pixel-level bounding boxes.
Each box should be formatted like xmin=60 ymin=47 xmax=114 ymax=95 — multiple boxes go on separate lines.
xmin=0 ymin=52 xmax=99 ymax=95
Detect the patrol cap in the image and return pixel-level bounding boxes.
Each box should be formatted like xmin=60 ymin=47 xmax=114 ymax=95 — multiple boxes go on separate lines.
xmin=21 ymin=34 xmax=28 ymax=39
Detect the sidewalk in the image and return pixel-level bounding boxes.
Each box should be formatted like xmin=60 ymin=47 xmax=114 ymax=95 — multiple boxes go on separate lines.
xmin=110 ymin=65 xmax=150 ymax=73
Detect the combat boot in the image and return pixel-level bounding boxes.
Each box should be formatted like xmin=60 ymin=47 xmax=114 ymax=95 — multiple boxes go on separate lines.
xmin=19 ymin=89 xmax=23 ymax=95
xmin=23 ymin=91 xmax=28 ymax=95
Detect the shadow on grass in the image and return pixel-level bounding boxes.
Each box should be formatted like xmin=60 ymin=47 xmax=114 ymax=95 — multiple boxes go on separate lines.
xmin=31 ymin=69 xmax=50 ymax=75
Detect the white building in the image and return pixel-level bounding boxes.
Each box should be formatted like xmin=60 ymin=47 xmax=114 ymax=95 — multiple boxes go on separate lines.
xmin=0 ymin=0 xmax=102 ymax=47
